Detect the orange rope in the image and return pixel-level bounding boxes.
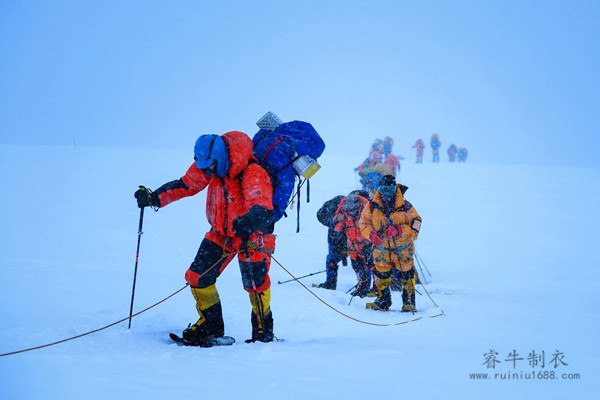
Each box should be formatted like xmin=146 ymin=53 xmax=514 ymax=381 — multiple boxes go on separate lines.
xmin=271 ymin=255 xmax=445 ymax=327
xmin=0 ymin=251 xmax=239 ymax=358
xmin=1 ymin=249 xmax=444 ymax=357
xmin=0 ymin=284 xmax=190 ymax=357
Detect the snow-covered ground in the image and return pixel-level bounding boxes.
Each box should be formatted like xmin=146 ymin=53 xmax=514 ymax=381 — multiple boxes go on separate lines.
xmin=0 ymin=144 xmax=598 ymax=399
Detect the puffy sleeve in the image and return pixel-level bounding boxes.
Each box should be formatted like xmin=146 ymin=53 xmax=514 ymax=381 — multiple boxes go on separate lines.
xmin=401 ymin=202 xmax=422 ymax=241
xmin=154 ymin=163 xmax=209 ymax=207
xmin=240 ymin=163 xmax=275 ymax=234
xmin=359 ymin=203 xmax=375 ymax=240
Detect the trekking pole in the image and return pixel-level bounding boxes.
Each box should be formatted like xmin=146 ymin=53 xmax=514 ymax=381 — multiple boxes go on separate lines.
xmin=251 ymin=281 xmax=266 ymax=335
xmin=128 ymin=207 xmax=145 ymax=329
xmin=414 ymin=254 xmax=430 ymax=285
xmin=345 ymin=282 xmax=358 ymax=294
xmin=277 ymin=269 xmax=326 ymax=284
xmin=415 ymin=251 xmax=432 ymax=278
xmin=346 ymin=282 xmax=360 ymax=305
xmin=348 ymin=294 xmax=356 ymax=306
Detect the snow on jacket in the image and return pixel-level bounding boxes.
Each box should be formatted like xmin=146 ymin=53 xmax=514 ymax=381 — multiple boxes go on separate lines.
xmin=317 ymin=195 xmax=345 ymax=228
xmin=359 ymin=186 xmax=421 ymax=268
xmin=333 ymin=195 xmax=370 ymax=259
xmin=153 ymin=131 xmax=274 ymax=237
xmin=317 ymin=195 xmax=347 ymax=256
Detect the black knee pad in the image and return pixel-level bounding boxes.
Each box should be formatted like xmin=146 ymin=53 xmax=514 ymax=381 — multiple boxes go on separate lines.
xmin=190 ymin=239 xmax=228 ymax=287
xmin=373 ymin=269 xmax=392 ymax=279
xmin=239 ymin=260 xmax=268 ymax=290
xmin=399 ymin=268 xmax=415 ymax=280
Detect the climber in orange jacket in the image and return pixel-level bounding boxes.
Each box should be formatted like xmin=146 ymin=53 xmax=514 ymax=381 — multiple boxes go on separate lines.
xmin=359 ymin=174 xmax=422 ymax=312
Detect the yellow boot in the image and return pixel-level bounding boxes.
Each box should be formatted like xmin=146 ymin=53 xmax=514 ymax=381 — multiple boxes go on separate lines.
xmin=401 ymin=271 xmax=417 ymax=313
xmin=182 ymin=284 xmax=225 ymax=344
xmin=247 ymin=287 xmax=274 ymax=343
xmin=366 ymin=277 xmax=392 ymax=311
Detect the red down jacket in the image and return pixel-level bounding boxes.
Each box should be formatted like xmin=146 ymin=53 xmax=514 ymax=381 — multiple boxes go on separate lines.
xmin=154 ymin=131 xmax=274 ymax=237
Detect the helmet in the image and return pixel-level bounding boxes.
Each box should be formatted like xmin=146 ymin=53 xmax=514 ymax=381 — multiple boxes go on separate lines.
xmin=194 ymin=134 xmax=230 ymax=178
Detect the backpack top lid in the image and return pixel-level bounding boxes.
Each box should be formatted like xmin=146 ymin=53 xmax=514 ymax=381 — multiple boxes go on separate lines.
xmin=277 ymin=120 xmax=325 ymax=158
xmin=256 ymin=111 xmax=283 ymax=131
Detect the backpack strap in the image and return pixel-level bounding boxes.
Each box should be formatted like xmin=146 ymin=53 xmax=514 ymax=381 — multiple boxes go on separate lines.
xmin=262 ymin=137 xmax=285 ymax=159
xmin=261 ymin=135 xmax=301 ymax=176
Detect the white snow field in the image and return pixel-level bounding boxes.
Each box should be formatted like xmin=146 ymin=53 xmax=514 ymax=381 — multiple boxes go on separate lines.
xmin=0 ymin=144 xmax=598 ymax=399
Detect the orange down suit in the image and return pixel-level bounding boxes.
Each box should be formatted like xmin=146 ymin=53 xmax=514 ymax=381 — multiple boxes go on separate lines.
xmin=359 ymin=187 xmax=422 ymax=275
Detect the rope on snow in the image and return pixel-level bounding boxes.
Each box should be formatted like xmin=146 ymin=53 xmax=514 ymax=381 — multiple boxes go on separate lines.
xmin=271 ymin=254 xmax=445 ymax=327
xmin=0 ymin=251 xmax=237 ymax=358
xmin=0 ymin=250 xmax=444 ymax=357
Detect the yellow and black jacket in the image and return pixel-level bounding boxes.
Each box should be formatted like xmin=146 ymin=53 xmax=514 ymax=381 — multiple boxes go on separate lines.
xmin=359 ymin=186 xmax=422 ymax=272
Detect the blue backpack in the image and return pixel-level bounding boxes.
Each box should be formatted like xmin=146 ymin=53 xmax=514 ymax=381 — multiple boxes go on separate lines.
xmin=253 ymin=113 xmax=326 ymax=231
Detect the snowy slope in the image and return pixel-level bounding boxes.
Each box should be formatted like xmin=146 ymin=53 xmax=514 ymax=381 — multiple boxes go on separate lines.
xmin=0 ymin=144 xmax=598 ymax=399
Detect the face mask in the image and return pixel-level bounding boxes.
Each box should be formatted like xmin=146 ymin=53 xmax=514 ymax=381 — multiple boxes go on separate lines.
xmin=343 ymin=196 xmax=360 ymax=215
xmin=196 ymin=157 xmax=217 ymax=176
xmin=345 ymin=205 xmax=360 ymax=216
xmin=379 ymin=185 xmax=396 ymax=201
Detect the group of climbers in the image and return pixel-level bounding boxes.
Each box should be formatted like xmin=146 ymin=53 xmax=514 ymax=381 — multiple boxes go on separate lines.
xmin=412 ymin=134 xmax=469 ymax=163
xmin=315 ymin=174 xmax=422 ymax=312
xmin=355 ymin=136 xmax=404 ymax=195
xmin=133 ymin=114 xmax=428 ymax=347
xmin=447 ymin=144 xmax=468 ymax=162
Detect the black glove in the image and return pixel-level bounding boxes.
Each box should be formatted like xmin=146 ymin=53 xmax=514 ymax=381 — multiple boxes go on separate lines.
xmin=134 ymin=186 xmax=159 ymax=209
xmin=232 ymin=215 xmax=253 ymax=239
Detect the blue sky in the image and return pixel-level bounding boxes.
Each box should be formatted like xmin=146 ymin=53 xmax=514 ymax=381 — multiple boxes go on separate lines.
xmin=1 ymin=0 xmax=599 ymax=166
